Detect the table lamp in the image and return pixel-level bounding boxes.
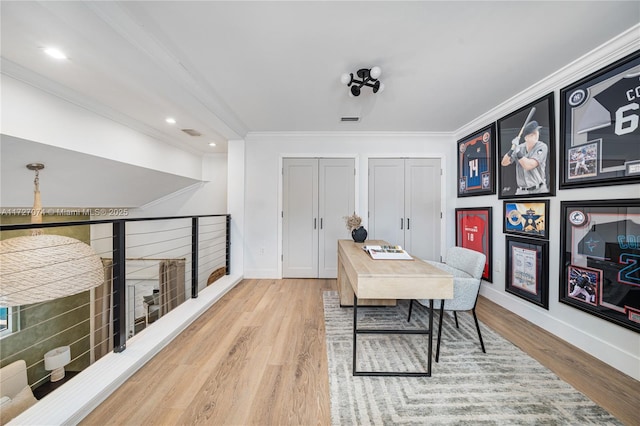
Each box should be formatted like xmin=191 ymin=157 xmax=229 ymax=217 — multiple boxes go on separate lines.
xmin=44 ymin=346 xmax=71 ymax=382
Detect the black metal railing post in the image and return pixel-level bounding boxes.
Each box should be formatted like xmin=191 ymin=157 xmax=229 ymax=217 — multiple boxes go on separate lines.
xmin=226 ymin=215 xmax=231 ymax=275
xmin=191 ymin=217 xmax=199 ymax=299
xmin=112 ymin=220 xmax=127 ymax=353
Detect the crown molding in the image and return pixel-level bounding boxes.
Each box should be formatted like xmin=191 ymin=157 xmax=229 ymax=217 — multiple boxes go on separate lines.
xmin=1 ymin=59 xmax=207 ymax=157
xmin=86 ymin=1 xmax=247 ymax=140
xmin=246 ymin=130 xmax=454 ymax=140
xmin=456 ymin=24 xmax=640 ymax=138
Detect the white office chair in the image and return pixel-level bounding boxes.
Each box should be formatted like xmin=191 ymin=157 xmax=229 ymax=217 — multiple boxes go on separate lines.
xmin=407 ymin=246 xmax=487 ymax=362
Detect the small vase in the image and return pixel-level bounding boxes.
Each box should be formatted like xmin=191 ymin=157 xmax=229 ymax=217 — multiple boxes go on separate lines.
xmin=351 ymin=226 xmax=367 ymax=243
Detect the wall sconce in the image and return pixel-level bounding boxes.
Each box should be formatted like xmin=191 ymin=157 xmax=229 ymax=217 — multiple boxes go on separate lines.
xmin=340 ymin=66 xmax=384 ymax=97
xmin=44 ymin=346 xmax=71 ymax=382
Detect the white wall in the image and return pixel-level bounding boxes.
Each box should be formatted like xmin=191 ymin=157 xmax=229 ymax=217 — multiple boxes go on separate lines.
xmin=1 ymin=75 xmax=203 ymax=180
xmin=454 ymin=27 xmax=640 ymax=380
xmin=240 ymin=26 xmax=640 ymax=381
xmin=242 ymin=132 xmax=452 ymax=278
xmin=128 ymin=154 xmax=228 ymax=217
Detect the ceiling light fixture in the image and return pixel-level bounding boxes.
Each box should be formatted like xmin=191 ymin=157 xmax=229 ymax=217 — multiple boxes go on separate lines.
xmin=165 ymin=117 xmax=176 ymax=124
xmin=340 ymin=66 xmax=384 ymax=97
xmin=44 ymin=47 xmax=67 ymax=60
xmin=208 ymin=142 xmax=216 ymax=147
xmin=0 ymin=164 xmax=104 ymax=306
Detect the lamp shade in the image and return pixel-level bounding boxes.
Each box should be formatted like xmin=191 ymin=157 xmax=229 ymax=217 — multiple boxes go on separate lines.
xmin=0 ymin=234 xmax=104 ymax=306
xmin=44 ymin=346 xmax=71 ymax=371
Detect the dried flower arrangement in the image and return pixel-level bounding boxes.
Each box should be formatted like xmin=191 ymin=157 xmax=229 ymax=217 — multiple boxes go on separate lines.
xmin=343 ymin=213 xmax=362 ymax=231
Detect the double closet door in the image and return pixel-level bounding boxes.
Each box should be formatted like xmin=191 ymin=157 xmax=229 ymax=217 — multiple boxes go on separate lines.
xmin=283 ymin=158 xmax=355 ymax=278
xmin=368 ymin=158 xmax=441 ymax=261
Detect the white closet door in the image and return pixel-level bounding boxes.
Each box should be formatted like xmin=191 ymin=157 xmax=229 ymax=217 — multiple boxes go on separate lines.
xmin=318 ymin=158 xmax=355 ymax=278
xmin=368 ymin=158 xmax=405 ymax=247
xmin=404 ymin=158 xmax=441 ymax=261
xmin=283 ymin=158 xmax=318 ymax=278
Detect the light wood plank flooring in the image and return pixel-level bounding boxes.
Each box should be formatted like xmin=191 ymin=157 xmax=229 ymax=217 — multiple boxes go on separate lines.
xmin=82 ymin=279 xmax=639 ymax=426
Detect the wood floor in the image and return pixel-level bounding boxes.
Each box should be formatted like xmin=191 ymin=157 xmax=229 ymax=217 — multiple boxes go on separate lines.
xmin=82 ymin=279 xmax=639 ymax=426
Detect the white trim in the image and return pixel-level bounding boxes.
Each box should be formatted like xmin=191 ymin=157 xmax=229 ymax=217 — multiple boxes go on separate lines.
xmin=479 ymin=283 xmax=640 ymax=380
xmin=456 ymin=23 xmax=640 ymax=138
xmin=9 ymin=274 xmax=243 ymax=426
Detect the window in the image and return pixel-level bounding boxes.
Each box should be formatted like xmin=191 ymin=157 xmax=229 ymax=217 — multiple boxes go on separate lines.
xmin=0 ymin=306 xmax=13 ymax=338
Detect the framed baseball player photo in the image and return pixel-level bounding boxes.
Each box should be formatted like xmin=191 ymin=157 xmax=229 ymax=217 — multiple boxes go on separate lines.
xmin=503 ymin=200 xmax=549 ymax=240
xmin=505 ymin=236 xmax=549 ymax=310
xmin=497 ymin=93 xmax=556 ymax=199
xmin=455 ymin=207 xmax=492 ymax=282
xmin=457 ymin=123 xmax=496 ymax=197
xmin=560 ymin=199 xmax=640 ymax=333
xmin=559 ymin=50 xmax=640 ymax=189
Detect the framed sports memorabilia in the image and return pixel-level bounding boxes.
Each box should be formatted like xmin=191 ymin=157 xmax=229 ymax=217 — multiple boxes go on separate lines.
xmin=559 ymin=51 xmax=640 ymax=189
xmin=455 ymin=207 xmax=492 ymax=282
xmin=503 ymin=200 xmax=549 ymax=240
xmin=560 ymin=199 xmax=640 ymax=333
xmin=497 ymin=93 xmax=556 ymax=199
xmin=505 ymin=236 xmax=549 ymax=309
xmin=457 ymin=123 xmax=496 ymax=197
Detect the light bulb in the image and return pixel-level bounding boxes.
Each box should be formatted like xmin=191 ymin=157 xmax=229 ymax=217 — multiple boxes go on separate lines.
xmin=377 ymin=82 xmax=385 ymax=93
xmin=44 ymin=47 xmax=67 ymax=60
xmin=370 ymin=66 xmax=382 ymax=80
xmin=340 ymin=73 xmax=351 ymax=85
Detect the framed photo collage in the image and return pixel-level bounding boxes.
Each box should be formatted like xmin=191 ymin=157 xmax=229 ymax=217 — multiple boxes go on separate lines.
xmin=456 ymin=50 xmax=639 ymax=329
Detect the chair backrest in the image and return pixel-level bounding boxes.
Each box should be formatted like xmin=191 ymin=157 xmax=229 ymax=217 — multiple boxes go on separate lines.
xmin=0 ymin=360 xmax=28 ymax=399
xmin=445 ymin=247 xmax=486 ymax=280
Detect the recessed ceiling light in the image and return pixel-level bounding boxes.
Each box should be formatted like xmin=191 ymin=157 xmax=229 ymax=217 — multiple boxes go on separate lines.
xmin=165 ymin=117 xmax=176 ymax=124
xmin=208 ymin=142 xmax=216 ymax=147
xmin=44 ymin=47 xmax=67 ymax=60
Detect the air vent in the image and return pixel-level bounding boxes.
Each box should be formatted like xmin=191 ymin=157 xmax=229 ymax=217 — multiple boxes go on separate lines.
xmin=340 ymin=117 xmax=360 ymax=122
xmin=181 ymin=128 xmax=202 ymax=137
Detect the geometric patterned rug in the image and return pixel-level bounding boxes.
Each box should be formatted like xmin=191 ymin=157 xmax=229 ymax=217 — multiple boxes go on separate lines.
xmin=323 ymin=291 xmax=621 ymax=425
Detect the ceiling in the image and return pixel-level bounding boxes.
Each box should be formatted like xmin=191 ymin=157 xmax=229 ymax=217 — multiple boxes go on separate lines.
xmin=1 ymin=1 xmax=638 ymax=207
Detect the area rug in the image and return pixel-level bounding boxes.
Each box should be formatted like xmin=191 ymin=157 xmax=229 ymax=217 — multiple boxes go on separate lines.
xmin=323 ymin=291 xmax=620 ymax=425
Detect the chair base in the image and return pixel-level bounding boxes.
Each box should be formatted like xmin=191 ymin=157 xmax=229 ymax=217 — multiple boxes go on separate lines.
xmin=407 ymin=300 xmax=486 ymax=362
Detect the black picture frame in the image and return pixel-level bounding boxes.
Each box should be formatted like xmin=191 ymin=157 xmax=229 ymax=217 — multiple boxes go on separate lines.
xmin=457 ymin=123 xmax=496 ymax=197
xmin=559 ymin=199 xmax=640 ymax=333
xmin=497 ymin=93 xmax=556 ymax=199
xmin=505 ymin=236 xmax=549 ymax=309
xmin=503 ymin=200 xmax=549 ymax=240
xmin=559 ymin=51 xmax=640 ymax=189
xmin=455 ymin=207 xmax=492 ymax=282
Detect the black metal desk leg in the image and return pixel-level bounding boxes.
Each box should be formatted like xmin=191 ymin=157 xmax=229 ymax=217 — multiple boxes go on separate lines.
xmin=428 ymin=299 xmax=433 ymax=374
xmin=352 ymin=294 xmax=432 ymax=377
xmin=353 ymin=293 xmax=358 ymax=375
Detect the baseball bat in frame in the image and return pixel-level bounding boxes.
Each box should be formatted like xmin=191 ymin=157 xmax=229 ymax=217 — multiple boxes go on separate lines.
xmin=517 ymin=107 xmax=536 ymax=138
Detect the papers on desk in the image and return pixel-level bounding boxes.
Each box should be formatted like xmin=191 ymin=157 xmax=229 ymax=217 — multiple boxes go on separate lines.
xmin=362 ymin=245 xmax=413 ymax=260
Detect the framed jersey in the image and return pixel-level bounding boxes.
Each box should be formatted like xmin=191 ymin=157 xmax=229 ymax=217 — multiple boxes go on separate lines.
xmin=559 ymin=50 xmax=640 ymax=189
xmin=455 ymin=207 xmax=492 ymax=282
xmin=457 ymin=123 xmax=496 ymax=197
xmin=560 ymin=199 xmax=640 ymax=333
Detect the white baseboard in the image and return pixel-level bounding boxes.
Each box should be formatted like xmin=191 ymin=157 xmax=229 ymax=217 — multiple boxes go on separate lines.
xmin=480 ymin=284 xmax=640 ymax=381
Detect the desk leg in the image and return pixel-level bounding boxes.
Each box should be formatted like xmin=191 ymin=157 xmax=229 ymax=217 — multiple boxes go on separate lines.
xmin=352 ymin=293 xmax=433 ymax=377
xmin=428 ymin=299 xmax=433 ymax=376
xmin=353 ymin=294 xmax=358 ymax=376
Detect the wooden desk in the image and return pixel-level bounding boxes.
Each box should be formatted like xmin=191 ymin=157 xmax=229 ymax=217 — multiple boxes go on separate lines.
xmin=337 ymin=239 xmax=453 ymax=376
